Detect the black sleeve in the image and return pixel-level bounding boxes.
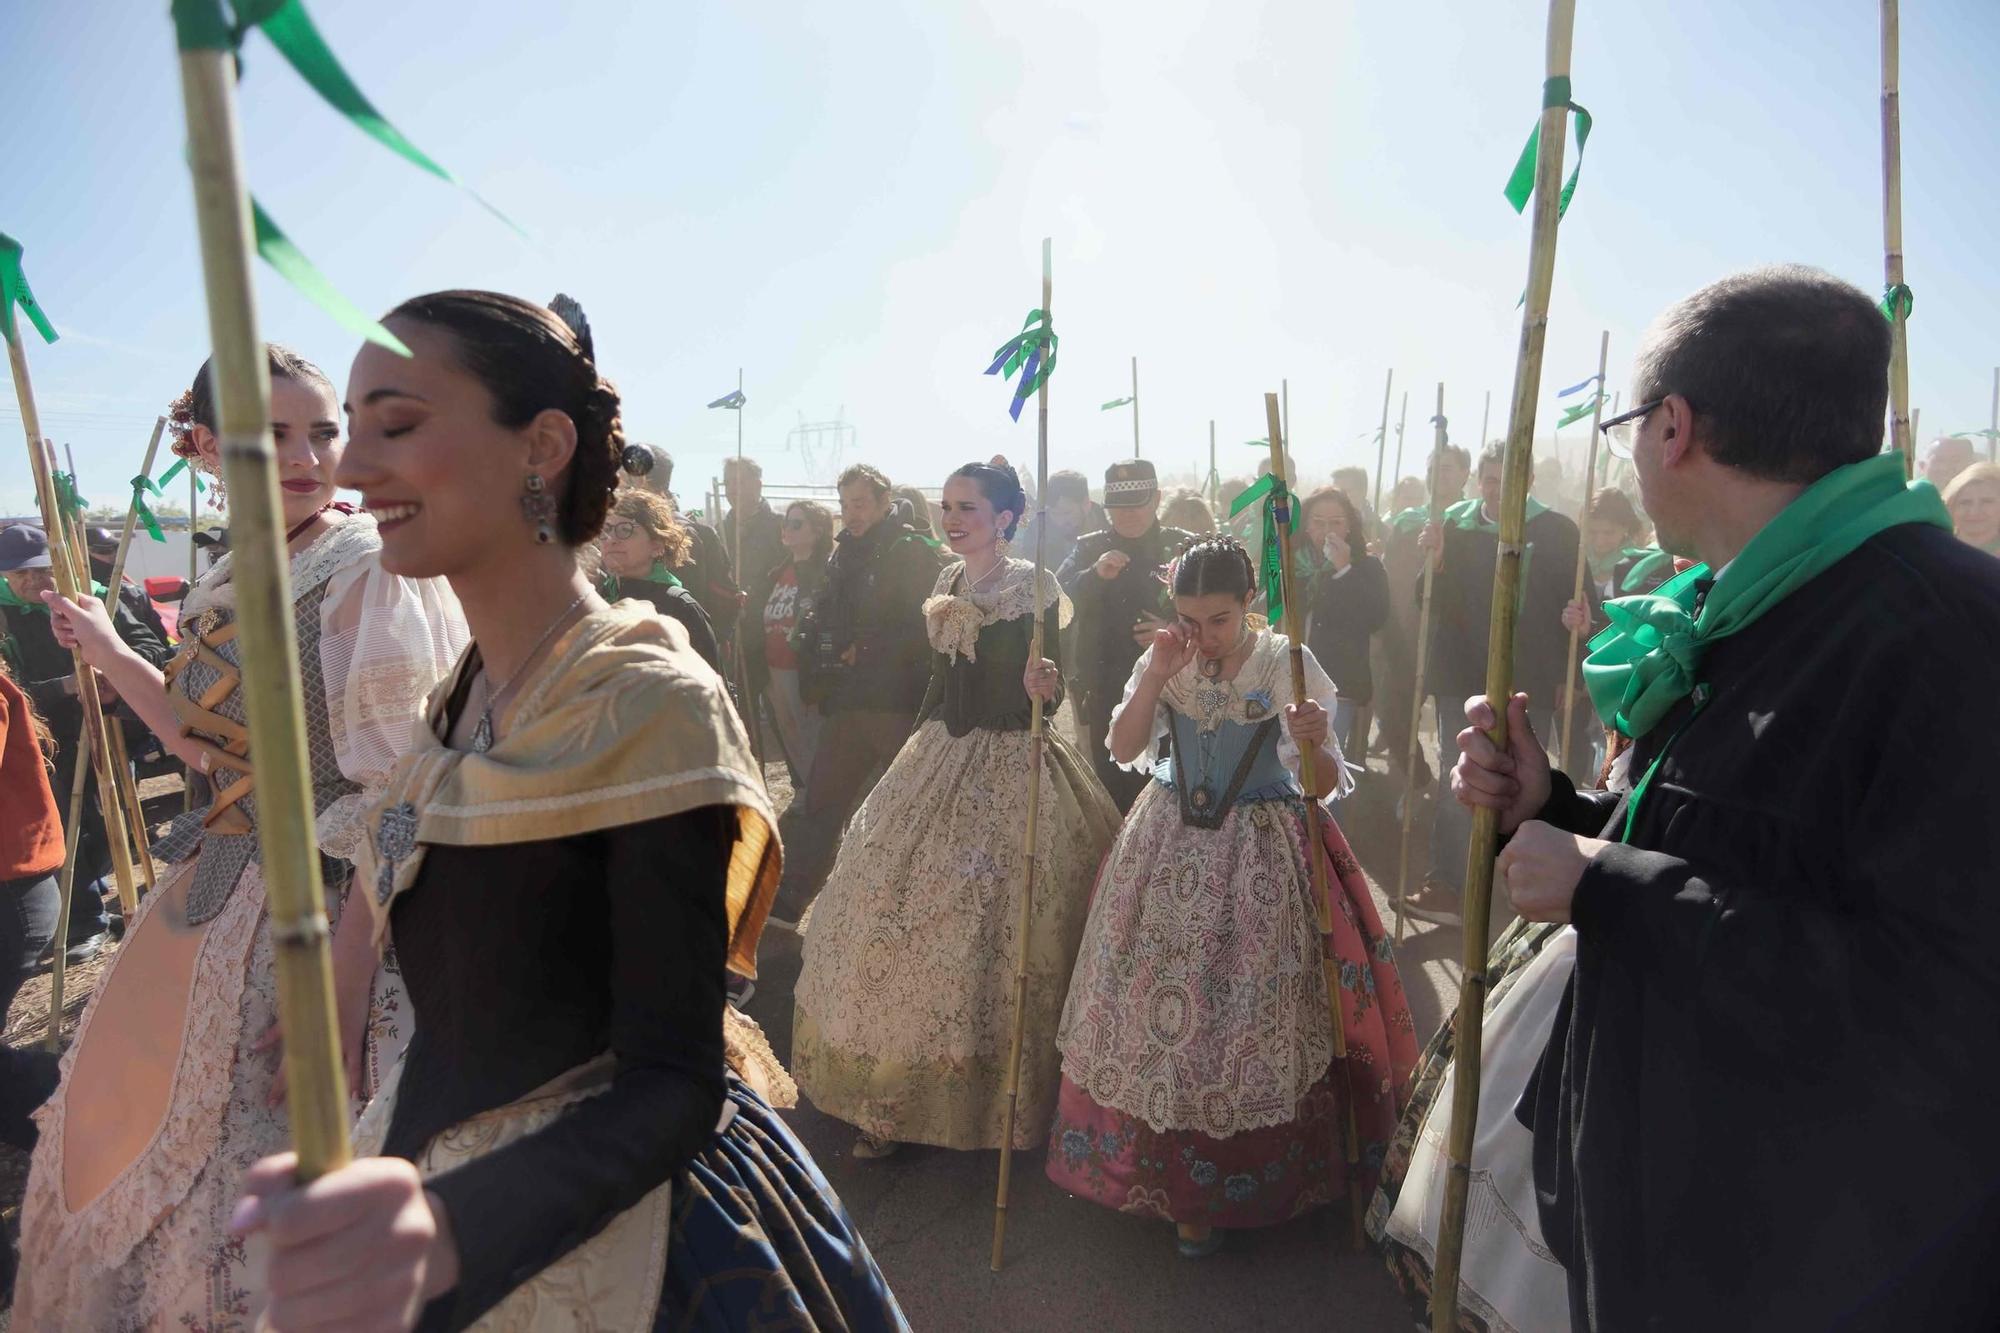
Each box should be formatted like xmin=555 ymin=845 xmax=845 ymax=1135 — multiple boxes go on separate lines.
xmin=664 ymin=592 xmax=722 ymax=674
xmin=1532 ymin=767 xmax=1622 ymax=837
xmin=1353 ymin=557 xmax=1390 ymax=636
xmin=419 ymin=809 xmax=731 ymax=1332
xmin=1057 ymin=538 xmax=1102 ymax=600
xmin=112 ymin=598 xmax=169 ymax=669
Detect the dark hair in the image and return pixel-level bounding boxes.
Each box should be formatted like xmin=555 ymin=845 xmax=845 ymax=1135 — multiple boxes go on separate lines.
xmin=386 ymin=290 xmax=625 ymax=546
xmin=1632 ymin=264 xmax=1892 ymax=484
xmin=1477 ymin=441 xmax=1506 ymax=475
xmin=1431 ymin=444 xmax=1471 ymax=475
xmin=1047 ymin=469 xmax=1090 ymax=505
xmin=1587 ymin=486 xmax=1643 ymax=538
xmin=947 ymin=461 xmax=1027 ymax=539
xmin=784 ymin=499 xmax=836 ymax=563
xmin=1172 ymin=533 xmax=1256 ymax=600
xmin=1303 ymin=485 xmax=1365 ymax=544
xmin=837 ymin=463 xmax=892 ymax=498
xmin=168 ymin=344 xmax=333 ymax=458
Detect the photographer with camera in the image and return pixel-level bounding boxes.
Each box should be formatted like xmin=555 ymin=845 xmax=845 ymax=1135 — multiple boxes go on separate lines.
xmin=771 ymin=464 xmax=945 ymax=925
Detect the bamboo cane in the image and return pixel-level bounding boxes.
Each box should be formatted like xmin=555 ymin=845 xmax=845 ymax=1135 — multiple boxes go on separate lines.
xmin=993 ymin=235 xmax=1054 ymax=1272
xmin=1432 ymin=2 xmax=1578 ymax=1325
xmin=1480 ymin=390 xmax=1492 ymax=450
xmin=1373 ymin=369 xmax=1394 ymax=514
xmin=44 ymin=729 xmax=92 ymax=1051
xmin=49 ymin=446 xmax=146 ymax=904
xmin=177 ymin=43 xmax=350 ymax=1179
xmin=1990 ymin=368 xmax=1998 ymax=463
xmin=1209 ymin=420 xmax=1218 ymax=510
xmin=1556 ymin=331 xmax=1610 ymax=775
xmin=8 ymin=418 xmax=139 ymax=925
xmin=1261 ymin=393 xmax=1366 ymax=1250
xmin=727 ymin=370 xmax=764 ymax=765
xmin=1880 ymin=0 xmax=1913 ymax=478
xmin=1391 ymin=390 xmax=1410 ymax=488
xmin=1131 ymin=355 xmax=1142 ymax=459
xmin=1393 ymin=385 xmax=1451 ymax=945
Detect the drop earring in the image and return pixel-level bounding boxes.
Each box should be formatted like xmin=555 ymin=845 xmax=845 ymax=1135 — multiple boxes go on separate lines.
xmin=522 ymin=474 xmax=557 ymax=545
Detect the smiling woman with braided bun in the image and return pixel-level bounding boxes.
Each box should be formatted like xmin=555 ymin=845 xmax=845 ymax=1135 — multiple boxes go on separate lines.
xmin=225 ymin=290 xmax=907 ymax=1332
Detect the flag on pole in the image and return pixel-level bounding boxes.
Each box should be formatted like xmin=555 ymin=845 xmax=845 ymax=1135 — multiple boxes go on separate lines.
xmin=1556 ymin=373 xmax=1601 ymax=397
xmin=983 ymin=308 xmax=1057 ymax=422
xmin=0 ymin=232 xmax=58 ymax=348
xmin=1100 ymin=396 xmax=1134 ymax=410
xmin=707 ymin=389 xmax=747 ymax=410
xmin=1557 ymin=392 xmax=1605 ymax=428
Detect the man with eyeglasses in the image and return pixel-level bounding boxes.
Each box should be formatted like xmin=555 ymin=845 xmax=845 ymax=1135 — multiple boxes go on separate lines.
xmin=1451 ymin=266 xmax=2000 ymax=1330
xmin=1405 ymin=439 xmax=1581 ymax=924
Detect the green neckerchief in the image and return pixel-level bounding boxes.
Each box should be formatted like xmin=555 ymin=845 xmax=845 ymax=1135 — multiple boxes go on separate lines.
xmin=1582 ymin=452 xmax=1950 ymax=838
xmin=1388 ymin=505 xmax=1432 ymax=534
xmin=1446 ymin=494 xmax=1549 ymax=532
xmin=1620 ymin=547 xmax=1677 ymax=593
xmin=0 ymin=578 xmax=107 ymax=614
xmin=644 ymin=559 xmax=684 ymax=588
xmin=599 ymin=561 xmax=684 ymax=600
xmin=1587 ymin=545 xmax=1647 ymax=583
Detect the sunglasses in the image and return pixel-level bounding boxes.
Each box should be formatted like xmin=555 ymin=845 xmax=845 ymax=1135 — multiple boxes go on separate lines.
xmin=1598 ymin=398 xmax=1666 ymax=460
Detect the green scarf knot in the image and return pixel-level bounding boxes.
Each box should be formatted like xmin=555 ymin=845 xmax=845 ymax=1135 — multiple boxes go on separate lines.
xmin=1583 ymin=452 xmax=1950 ymax=740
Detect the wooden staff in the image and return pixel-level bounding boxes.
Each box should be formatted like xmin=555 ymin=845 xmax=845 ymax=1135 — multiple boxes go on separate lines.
xmin=1990 ymin=368 xmax=1998 ymax=463
xmin=993 ymin=235 xmax=1054 ymax=1272
xmin=46 ymin=458 xmax=151 ymax=906
xmin=1393 ymin=384 xmax=1451 ymax=945
xmin=1556 ymin=330 xmax=1610 ymax=775
xmin=1480 ymin=390 xmax=1492 ymax=449
xmin=177 ymin=41 xmax=351 ymax=1178
xmin=1880 ymin=0 xmax=1913 ymax=477
xmin=1372 ymin=369 xmax=1394 ymax=514
xmin=1261 ymin=392 xmax=1366 ymax=1249
xmin=725 ymin=371 xmax=764 ymax=764
xmin=1432 ymin=1 xmax=1578 ymax=1325
xmin=44 ymin=723 xmax=93 ymax=1051
xmin=1130 ymin=355 xmax=1142 ymax=459
xmin=5 ymin=343 xmax=140 ymax=924
xmin=1390 ymin=390 xmax=1410 ymax=489
xmin=1208 ymin=419 xmax=1218 ymax=509
xmin=99 ymin=418 xmax=171 ymax=893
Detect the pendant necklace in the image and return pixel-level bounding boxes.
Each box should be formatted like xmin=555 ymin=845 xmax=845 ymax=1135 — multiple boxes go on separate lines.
xmin=469 ymin=590 xmax=591 ymax=753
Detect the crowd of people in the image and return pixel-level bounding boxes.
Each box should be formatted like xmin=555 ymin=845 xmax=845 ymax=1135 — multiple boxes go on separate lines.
xmin=0 ymin=262 xmax=1996 ymax=1329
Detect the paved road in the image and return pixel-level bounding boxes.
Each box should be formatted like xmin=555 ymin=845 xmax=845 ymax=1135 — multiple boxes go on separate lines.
xmin=743 ymin=762 xmax=1474 ymax=1333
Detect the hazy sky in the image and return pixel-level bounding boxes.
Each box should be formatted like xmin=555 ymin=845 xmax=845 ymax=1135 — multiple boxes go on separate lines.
xmin=4 ymin=0 xmax=1996 ymax=520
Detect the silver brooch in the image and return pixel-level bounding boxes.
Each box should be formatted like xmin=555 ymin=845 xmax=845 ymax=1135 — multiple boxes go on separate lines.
xmin=374 ymin=801 xmax=419 ymax=904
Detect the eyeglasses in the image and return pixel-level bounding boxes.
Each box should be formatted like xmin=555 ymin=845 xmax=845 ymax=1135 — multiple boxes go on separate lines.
xmin=604 ymin=520 xmax=641 ymax=541
xmin=1598 ymin=398 xmax=1666 ymax=460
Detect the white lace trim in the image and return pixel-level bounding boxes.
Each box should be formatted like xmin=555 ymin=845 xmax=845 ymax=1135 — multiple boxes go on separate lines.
xmin=923 ymin=559 xmax=1070 ymax=662
xmin=180 ymin=514 xmax=382 ymax=620
xmin=1107 ymin=629 xmax=1353 ymax=796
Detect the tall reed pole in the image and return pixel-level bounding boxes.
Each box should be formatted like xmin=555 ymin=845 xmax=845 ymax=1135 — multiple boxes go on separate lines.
xmin=1262 ymin=392 xmax=1365 ymax=1250
xmin=1990 ymin=368 xmax=1998 ymax=462
xmin=48 ymin=445 xmax=150 ymax=904
xmin=1480 ymin=390 xmax=1492 ymax=449
xmin=1880 ymin=0 xmax=1913 ymax=478
xmin=102 ymin=419 xmax=171 ymax=895
xmin=1372 ymin=369 xmax=1394 ymax=514
xmin=7 ymin=356 xmax=138 ymax=922
xmin=1556 ymin=330 xmax=1609 ymax=775
xmin=1390 ymin=390 xmax=1410 ymax=491
xmin=176 ymin=35 xmax=350 ymax=1179
xmin=1130 ymin=355 xmax=1142 ymax=459
xmin=1208 ymin=419 xmax=1218 ymax=509
xmin=1393 ymin=383 xmax=1450 ymax=945
xmin=1432 ymin=2 xmax=1578 ymax=1325
xmin=993 ymin=236 xmax=1054 ymax=1272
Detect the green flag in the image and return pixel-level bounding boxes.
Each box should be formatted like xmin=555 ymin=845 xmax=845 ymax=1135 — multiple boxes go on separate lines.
xmin=0 ymin=232 xmax=59 ymax=348
xmin=1101 ymin=396 xmax=1134 ymax=410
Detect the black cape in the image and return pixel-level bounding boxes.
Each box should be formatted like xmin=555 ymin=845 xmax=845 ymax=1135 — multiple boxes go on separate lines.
xmin=1520 ymin=523 xmax=2000 ymax=1331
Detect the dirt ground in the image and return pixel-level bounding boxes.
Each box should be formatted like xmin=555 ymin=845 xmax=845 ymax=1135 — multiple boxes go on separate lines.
xmin=3 ymin=721 xmax=1479 ymax=1331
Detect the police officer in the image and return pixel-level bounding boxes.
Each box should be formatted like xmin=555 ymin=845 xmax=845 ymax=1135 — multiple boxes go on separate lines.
xmin=1056 ymin=460 xmax=1194 ymax=812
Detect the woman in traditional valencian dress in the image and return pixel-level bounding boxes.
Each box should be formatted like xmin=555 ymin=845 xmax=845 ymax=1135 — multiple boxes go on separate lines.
xmin=793 ymin=460 xmax=1122 ymax=1159
xmin=1046 ymin=534 xmax=1417 ymax=1257
xmin=228 ymin=290 xmax=907 ymax=1332
xmin=14 ymin=346 xmax=465 ymax=1331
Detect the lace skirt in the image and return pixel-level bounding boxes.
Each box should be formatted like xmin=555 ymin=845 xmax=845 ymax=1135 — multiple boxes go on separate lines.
xmin=792 ymin=718 xmax=1120 ymax=1149
xmin=13 ymin=859 xmax=409 ymax=1333
xmin=1365 ymin=923 xmax=1576 ymax=1333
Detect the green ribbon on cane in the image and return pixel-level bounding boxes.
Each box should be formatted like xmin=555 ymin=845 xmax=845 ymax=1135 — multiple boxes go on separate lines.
xmin=984 ymin=309 xmax=1058 ymax=422
xmin=1557 ymin=392 xmax=1605 ymax=428
xmin=130 ymin=475 xmax=168 ymax=542
xmin=1504 ymin=77 xmax=1593 ymax=218
xmin=53 ymin=471 xmax=88 ymax=514
xmin=0 ymin=232 xmax=60 ymax=348
xmin=1228 ymin=472 xmax=1298 ymax=631
xmin=158 ymin=456 xmax=209 ymax=494
xmin=1584 ymin=453 xmax=1948 ymax=744
xmin=1878 ymin=283 xmax=1914 ymax=322
xmin=171 ymin=0 xmax=520 ymax=355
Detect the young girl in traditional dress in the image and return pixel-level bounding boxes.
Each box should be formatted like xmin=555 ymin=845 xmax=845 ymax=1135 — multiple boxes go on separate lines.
xmin=794 ymin=460 xmax=1121 ymax=1157
xmin=15 ymin=347 xmax=465 ymax=1331
xmin=228 ymin=290 xmax=907 ymax=1331
xmin=1046 ymin=534 xmax=1417 ymax=1256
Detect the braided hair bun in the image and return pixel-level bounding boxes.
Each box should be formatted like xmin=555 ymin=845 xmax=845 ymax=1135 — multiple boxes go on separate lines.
xmin=947 ymin=459 xmax=1028 ymax=539
xmin=1171 ymin=532 xmax=1256 ymax=599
